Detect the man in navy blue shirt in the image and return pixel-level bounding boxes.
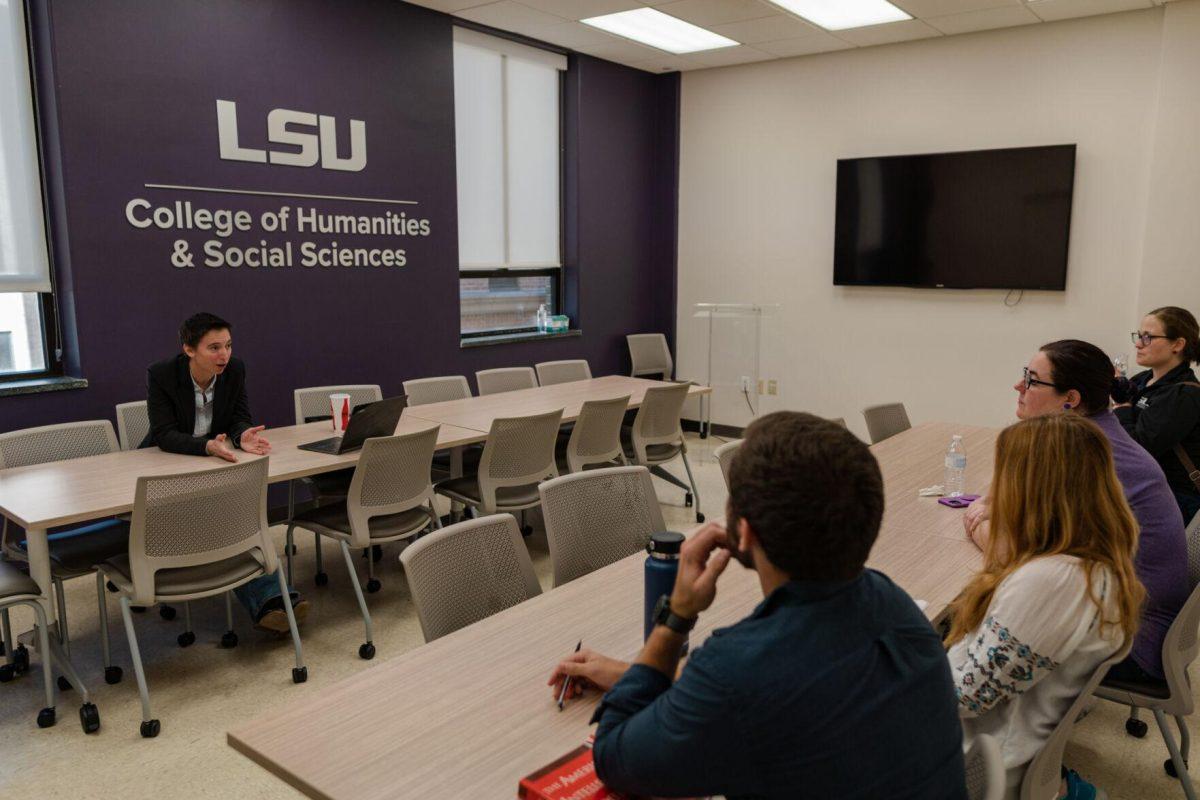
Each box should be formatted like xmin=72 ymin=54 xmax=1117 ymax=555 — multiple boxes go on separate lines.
xmin=550 ymin=412 xmax=967 ymax=799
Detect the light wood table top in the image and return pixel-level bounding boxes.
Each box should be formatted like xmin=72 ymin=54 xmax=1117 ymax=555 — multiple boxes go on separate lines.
xmin=404 ymin=375 xmax=711 ymax=433
xmin=228 ymin=421 xmax=995 ymax=800
xmin=0 ymin=417 xmax=482 ymax=530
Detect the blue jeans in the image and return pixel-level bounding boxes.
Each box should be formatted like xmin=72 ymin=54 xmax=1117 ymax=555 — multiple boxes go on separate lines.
xmin=232 ymin=573 xmax=299 ymax=621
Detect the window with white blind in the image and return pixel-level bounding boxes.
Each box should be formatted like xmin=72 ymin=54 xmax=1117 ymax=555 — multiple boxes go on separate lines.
xmin=453 ymin=28 xmax=565 ymax=337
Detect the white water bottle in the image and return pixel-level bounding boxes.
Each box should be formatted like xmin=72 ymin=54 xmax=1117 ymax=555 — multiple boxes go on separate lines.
xmin=944 ymin=435 xmax=966 ymax=498
xmin=536 ymin=304 xmax=547 ymax=332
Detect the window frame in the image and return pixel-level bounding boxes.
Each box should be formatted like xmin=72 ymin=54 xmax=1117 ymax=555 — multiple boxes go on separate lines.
xmin=459 ymin=267 xmax=562 ymax=340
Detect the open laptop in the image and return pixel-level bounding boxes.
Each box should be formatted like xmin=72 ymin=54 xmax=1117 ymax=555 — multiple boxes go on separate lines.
xmin=297 ymin=395 xmax=408 ymax=455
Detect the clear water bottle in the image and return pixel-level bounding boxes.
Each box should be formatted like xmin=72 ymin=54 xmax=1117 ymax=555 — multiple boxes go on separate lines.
xmin=944 ymin=435 xmax=966 ymax=497
xmin=536 ymin=304 xmax=547 ymax=332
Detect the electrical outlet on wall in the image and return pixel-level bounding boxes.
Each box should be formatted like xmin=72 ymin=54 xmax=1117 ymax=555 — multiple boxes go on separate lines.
xmin=739 ymin=375 xmax=752 ymax=393
xmin=756 ymin=379 xmax=764 ymax=395
xmin=767 ymin=379 xmax=778 ymax=395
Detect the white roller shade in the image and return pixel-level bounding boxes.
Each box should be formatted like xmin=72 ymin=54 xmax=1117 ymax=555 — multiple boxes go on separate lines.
xmin=454 ymin=42 xmax=506 ymax=268
xmin=0 ymin=0 xmax=52 ymax=293
xmin=505 ymin=58 xmax=560 ymax=267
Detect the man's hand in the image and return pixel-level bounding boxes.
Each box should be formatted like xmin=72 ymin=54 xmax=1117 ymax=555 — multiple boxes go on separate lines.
xmin=239 ymin=425 xmax=272 ymax=455
xmin=206 ymin=434 xmax=238 ymax=463
xmin=669 ymin=522 xmax=733 ymax=620
xmin=547 ymin=649 xmax=630 ymax=702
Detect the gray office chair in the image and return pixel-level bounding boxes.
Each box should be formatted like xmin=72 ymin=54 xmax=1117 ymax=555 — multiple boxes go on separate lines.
xmin=475 ymin=367 xmax=538 ymax=396
xmin=435 ymin=409 xmax=563 ymax=530
xmin=964 ymin=733 xmax=1004 ymax=800
xmin=0 ymin=421 xmax=130 ymax=666
xmin=399 ymin=514 xmax=541 ymax=642
xmin=115 ymin=400 xmax=151 ymax=450
xmin=862 ymin=403 xmax=912 ymax=444
xmin=286 ymin=428 xmax=441 ymax=660
xmin=626 ymin=333 xmax=674 ymax=380
xmin=830 ymin=417 xmax=847 ymax=428
xmin=96 ymin=457 xmax=306 ymax=738
xmin=540 ymin=466 xmax=665 ymax=587
xmin=535 ymin=359 xmax=592 ymax=387
xmin=621 ymin=383 xmax=703 ymax=523
xmin=714 ymin=439 xmax=742 ymax=490
xmin=558 ymin=395 xmax=629 ymax=474
xmin=1094 ymin=510 xmax=1200 ymax=798
xmin=403 ymin=375 xmax=471 ymax=406
xmin=1019 ymin=641 xmax=1132 ymax=800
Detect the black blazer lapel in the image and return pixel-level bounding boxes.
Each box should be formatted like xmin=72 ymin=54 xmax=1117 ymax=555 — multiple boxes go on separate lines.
xmin=175 ymin=355 xmax=197 ymax=436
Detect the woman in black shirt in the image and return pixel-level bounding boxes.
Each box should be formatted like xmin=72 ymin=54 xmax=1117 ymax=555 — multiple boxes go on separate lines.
xmin=1116 ymin=306 xmax=1200 ymax=524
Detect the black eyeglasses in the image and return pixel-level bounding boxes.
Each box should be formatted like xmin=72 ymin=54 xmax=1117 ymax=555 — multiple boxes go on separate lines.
xmin=1022 ymin=367 xmax=1058 ymax=391
xmin=1131 ymin=331 xmax=1171 ymax=346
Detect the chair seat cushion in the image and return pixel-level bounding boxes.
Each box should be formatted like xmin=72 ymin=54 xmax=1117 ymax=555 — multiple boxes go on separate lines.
xmin=302 ymin=468 xmax=355 ymax=498
xmin=435 ymin=476 xmax=541 ymax=508
xmin=620 ymin=431 xmax=682 ymax=463
xmin=0 ymin=561 xmax=39 ymax=601
xmin=103 ymin=551 xmax=265 ymax=598
xmin=19 ymin=519 xmax=130 ymax=576
xmin=291 ymin=502 xmax=433 ymax=540
xmin=1099 ymin=673 xmax=1172 ymax=700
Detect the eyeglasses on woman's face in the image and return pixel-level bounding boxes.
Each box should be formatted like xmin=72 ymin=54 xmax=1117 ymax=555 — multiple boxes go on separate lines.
xmin=1131 ymin=331 xmax=1172 ymax=347
xmin=1021 ymin=366 xmax=1058 ymax=391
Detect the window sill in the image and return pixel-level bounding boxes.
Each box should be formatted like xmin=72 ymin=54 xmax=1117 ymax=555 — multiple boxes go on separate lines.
xmin=460 ymin=329 xmax=582 ymax=348
xmin=0 ymin=376 xmax=89 ymax=398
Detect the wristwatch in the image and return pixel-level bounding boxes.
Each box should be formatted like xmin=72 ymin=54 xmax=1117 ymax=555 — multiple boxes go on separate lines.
xmin=653 ymin=594 xmax=697 ymax=635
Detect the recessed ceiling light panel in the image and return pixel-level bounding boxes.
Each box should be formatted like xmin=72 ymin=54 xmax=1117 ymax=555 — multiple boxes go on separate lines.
xmin=766 ymin=0 xmax=911 ymax=31
xmin=581 ymin=8 xmax=739 ymax=54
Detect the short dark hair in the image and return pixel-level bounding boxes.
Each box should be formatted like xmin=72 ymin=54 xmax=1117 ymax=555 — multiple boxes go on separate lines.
xmin=1149 ymin=306 xmax=1200 ymax=364
xmin=1039 ymin=339 xmax=1123 ymax=414
xmin=727 ymin=411 xmax=884 ymax=581
xmin=179 ymin=312 xmax=231 ymax=348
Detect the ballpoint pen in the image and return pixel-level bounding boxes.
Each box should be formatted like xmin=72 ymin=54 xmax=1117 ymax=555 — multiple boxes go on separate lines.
xmin=557 ymin=640 xmax=582 ymax=711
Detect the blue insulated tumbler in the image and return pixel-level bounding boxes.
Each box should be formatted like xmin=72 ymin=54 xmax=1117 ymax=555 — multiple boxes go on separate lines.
xmin=644 ymin=531 xmax=686 ymax=642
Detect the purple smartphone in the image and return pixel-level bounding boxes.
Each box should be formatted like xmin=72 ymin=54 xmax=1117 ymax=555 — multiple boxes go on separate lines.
xmin=938 ymin=494 xmax=980 ymax=508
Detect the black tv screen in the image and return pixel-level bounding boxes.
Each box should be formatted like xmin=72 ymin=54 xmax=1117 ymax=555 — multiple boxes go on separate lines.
xmin=833 ymin=145 xmax=1075 ymax=290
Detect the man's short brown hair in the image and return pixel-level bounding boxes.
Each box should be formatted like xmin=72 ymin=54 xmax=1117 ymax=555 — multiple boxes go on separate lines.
xmin=727 ymin=412 xmax=884 ymax=581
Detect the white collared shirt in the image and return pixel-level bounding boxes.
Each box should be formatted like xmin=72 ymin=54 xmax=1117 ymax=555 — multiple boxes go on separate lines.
xmin=192 ymin=373 xmax=217 ymax=437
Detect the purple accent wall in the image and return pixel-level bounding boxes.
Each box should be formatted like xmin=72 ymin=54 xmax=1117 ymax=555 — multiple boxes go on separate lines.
xmin=2 ymin=0 xmax=679 ymax=434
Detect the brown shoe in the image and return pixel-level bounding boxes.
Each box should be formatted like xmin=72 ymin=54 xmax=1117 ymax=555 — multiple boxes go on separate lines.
xmin=254 ymin=599 xmax=309 ymax=634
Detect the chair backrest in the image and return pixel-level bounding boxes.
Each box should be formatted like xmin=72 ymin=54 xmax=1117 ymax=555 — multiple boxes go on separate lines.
xmin=862 ymin=402 xmax=911 ymax=444
xmin=714 ymin=439 xmax=742 ymax=489
xmin=628 ymin=383 xmax=689 ymax=464
xmin=0 ymin=420 xmax=118 ymax=469
xmin=475 ymin=367 xmax=538 ymax=396
xmin=1020 ymin=640 xmax=1131 ymax=800
xmin=115 ymin=401 xmax=151 ymax=451
xmin=626 ymin=333 xmax=672 ymax=380
xmin=829 ymin=417 xmax=847 ymax=428
xmin=540 ymin=466 xmax=665 ymax=587
xmin=127 ymin=457 xmax=272 ymax=606
xmin=1158 ymin=509 xmax=1200 ymax=716
xmin=403 ymin=375 xmax=471 ymax=406
xmin=344 ymin=428 xmax=440 ymax=547
xmin=964 ymin=733 xmax=1004 ymax=800
xmin=293 ymin=384 xmax=382 ymax=425
xmin=477 ymin=409 xmax=563 ymax=512
xmin=535 ymin=360 xmax=592 ymax=387
xmin=565 ymin=395 xmax=629 ymax=473
xmin=399 ymin=513 xmax=541 ymax=642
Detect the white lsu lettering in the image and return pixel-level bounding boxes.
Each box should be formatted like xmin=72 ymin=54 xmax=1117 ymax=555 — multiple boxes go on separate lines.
xmin=216 ymin=99 xmax=366 ymax=172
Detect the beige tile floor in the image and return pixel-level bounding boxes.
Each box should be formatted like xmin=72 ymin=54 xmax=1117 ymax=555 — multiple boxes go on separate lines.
xmin=0 ymin=433 xmax=1189 ymax=799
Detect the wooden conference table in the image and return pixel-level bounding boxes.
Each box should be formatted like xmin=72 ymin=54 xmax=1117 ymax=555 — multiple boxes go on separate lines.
xmin=0 ymin=375 xmax=708 ymax=690
xmin=227 ymin=422 xmax=994 ymax=800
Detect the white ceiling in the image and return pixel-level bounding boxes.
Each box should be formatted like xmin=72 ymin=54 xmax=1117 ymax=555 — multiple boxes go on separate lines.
xmin=404 ymin=0 xmax=1177 ymax=72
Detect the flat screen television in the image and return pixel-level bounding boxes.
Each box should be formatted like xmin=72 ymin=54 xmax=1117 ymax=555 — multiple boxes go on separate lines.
xmin=833 ymin=144 xmax=1076 ymax=290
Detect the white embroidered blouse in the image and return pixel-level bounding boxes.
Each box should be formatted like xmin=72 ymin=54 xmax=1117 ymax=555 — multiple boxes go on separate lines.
xmin=947 ymin=555 xmax=1124 ymax=795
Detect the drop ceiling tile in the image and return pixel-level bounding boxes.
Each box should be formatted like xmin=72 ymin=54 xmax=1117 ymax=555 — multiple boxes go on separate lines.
xmin=687 ymin=44 xmax=777 ymax=66
xmin=519 ymin=22 xmax=625 ymax=49
xmin=709 ymin=13 xmax=823 ymax=43
xmin=754 ymin=31 xmax=854 ymax=56
xmin=627 ymin=54 xmax=705 ymax=72
xmin=403 ymin=0 xmax=495 ymax=11
xmin=1026 ymin=0 xmax=1153 ymax=22
xmin=454 ymin=0 xmax=569 ymax=28
xmin=891 ymin=0 xmax=1019 ymax=17
xmin=832 ymin=18 xmax=942 ymax=46
xmin=652 ymin=0 xmax=779 ymax=27
xmin=515 ymin=0 xmax=645 ymax=20
xmin=575 ymin=38 xmax=666 ymax=62
xmin=925 ymin=4 xmax=1040 ymax=33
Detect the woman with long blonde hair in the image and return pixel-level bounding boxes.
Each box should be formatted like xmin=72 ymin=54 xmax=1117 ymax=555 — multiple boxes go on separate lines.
xmin=947 ymin=414 xmax=1145 ymax=799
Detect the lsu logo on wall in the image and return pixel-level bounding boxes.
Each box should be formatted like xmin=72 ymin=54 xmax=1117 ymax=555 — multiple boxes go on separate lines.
xmin=215 ymin=99 xmax=366 ymax=172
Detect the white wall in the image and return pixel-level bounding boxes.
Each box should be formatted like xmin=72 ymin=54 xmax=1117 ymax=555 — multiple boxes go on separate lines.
xmin=676 ymin=4 xmax=1199 ymax=440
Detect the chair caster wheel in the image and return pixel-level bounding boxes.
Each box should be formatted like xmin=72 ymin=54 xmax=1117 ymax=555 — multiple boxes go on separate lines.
xmin=1125 ymin=718 xmax=1148 ymax=738
xmin=1165 ymin=757 xmax=1188 ymax=779
xmin=314 ymin=572 xmax=329 ymax=587
xmin=104 ymin=666 xmax=123 ymax=685
xmin=57 ymin=676 xmax=72 ymax=692
xmin=372 ymin=545 xmax=383 ymax=562
xmin=177 ymin=631 xmax=195 ymax=648
xmin=359 ymin=642 xmax=376 ymax=660
xmin=366 ymin=579 xmax=381 ymax=593
xmin=13 ymin=644 xmax=30 ymax=674
xmin=696 ymin=513 xmax=705 ymax=523
xmin=0 ymin=664 xmax=15 ymax=682
xmin=79 ymin=702 xmax=100 ymax=733
xmin=289 ymin=544 xmax=298 ymax=555
xmin=292 ymin=666 xmax=308 ymax=684
xmin=159 ymin=606 xmax=177 ymax=621
xmin=684 ymin=493 xmax=693 ymax=508
xmin=37 ymin=707 xmax=55 ymax=728
xmin=106 ymin=580 xmax=119 ymax=593
xmin=221 ymin=631 xmax=238 ymax=649
xmin=521 ymin=525 xmax=534 ymax=537
xmin=140 ymin=719 xmax=161 ymax=738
